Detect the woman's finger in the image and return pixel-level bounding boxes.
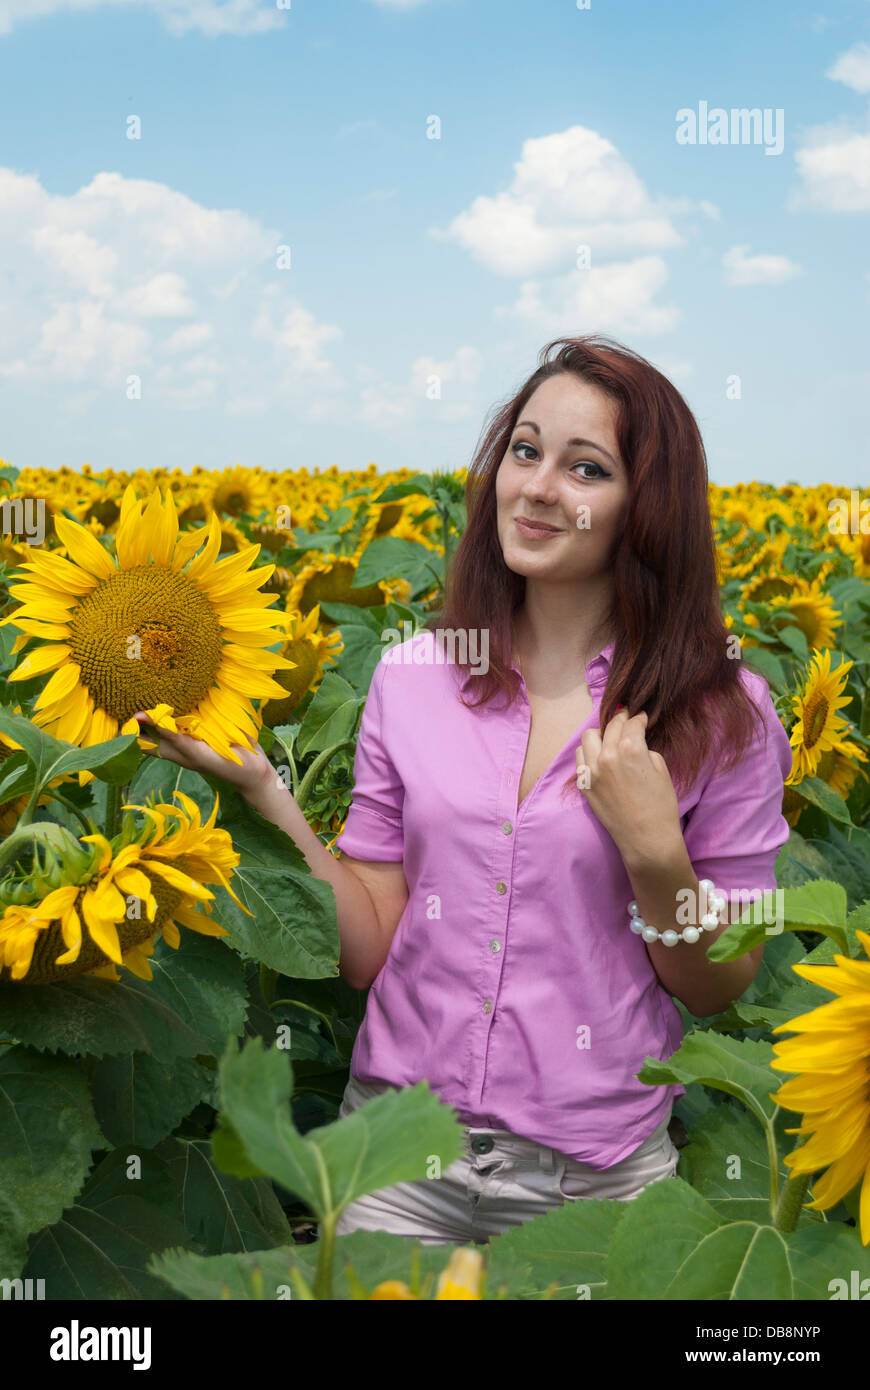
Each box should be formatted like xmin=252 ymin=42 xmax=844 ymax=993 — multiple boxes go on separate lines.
xmin=579 ymin=726 xmax=601 ymax=767
xmin=601 ymin=707 xmax=630 ymax=747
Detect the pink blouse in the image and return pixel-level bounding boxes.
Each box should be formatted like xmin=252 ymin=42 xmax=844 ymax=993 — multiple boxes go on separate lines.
xmin=333 ymin=630 xmax=792 ymax=1167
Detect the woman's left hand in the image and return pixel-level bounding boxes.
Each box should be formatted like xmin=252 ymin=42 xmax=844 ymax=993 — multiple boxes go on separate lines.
xmin=575 ymin=708 xmax=682 ymax=863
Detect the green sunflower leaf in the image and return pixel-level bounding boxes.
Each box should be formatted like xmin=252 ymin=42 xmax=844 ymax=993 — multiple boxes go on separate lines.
xmin=604 ymin=1177 xmax=795 ymax=1299
xmin=792 ymin=777 xmax=854 ymax=826
xmin=213 ymin=866 xmax=339 ymax=979
xmin=89 ymin=1052 xmax=216 ymax=1149
xmin=295 ymin=671 xmax=363 ymax=757
xmin=484 ymin=1195 xmax=627 ymax=1300
xmin=637 ymin=1031 xmax=780 ymax=1131
xmin=149 ymin=1229 xmax=462 ymax=1300
xmin=0 ymin=711 xmax=140 ymax=791
xmin=22 ymin=1165 xmax=192 ymax=1300
xmin=708 ymin=879 xmax=849 ymax=959
xmin=156 ymin=1135 xmax=291 ymax=1253
xmin=0 ymin=1046 xmax=104 ymax=1276
xmin=0 ymin=931 xmax=247 ymax=1061
xmin=351 ymin=536 xmax=441 ymax=595
xmin=213 ymin=1036 xmax=464 ymax=1225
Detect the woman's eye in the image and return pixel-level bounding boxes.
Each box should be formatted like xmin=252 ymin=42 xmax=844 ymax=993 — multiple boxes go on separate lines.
xmin=512 ymin=442 xmax=536 ymax=462
xmin=511 ymin=442 xmax=606 ymax=480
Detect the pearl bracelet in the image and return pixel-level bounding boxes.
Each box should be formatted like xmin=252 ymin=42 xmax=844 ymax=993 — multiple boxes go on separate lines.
xmin=628 ymin=878 xmax=727 ymax=947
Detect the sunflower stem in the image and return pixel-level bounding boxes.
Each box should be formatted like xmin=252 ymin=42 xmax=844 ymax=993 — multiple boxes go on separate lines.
xmin=313 ymin=1211 xmax=338 ymax=1300
xmin=765 ymin=1118 xmax=781 ymax=1218
xmin=260 ymin=965 xmax=277 ymax=1008
xmin=17 ymin=785 xmax=39 ymax=828
xmin=47 ymin=791 xmax=96 ymax=837
xmin=104 ymin=783 xmax=122 ymax=840
xmin=774 ymin=1162 xmax=814 ymax=1233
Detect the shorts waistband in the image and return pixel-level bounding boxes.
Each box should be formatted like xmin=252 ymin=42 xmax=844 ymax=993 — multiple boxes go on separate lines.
xmin=341 ymin=1075 xmax=672 ymax=1164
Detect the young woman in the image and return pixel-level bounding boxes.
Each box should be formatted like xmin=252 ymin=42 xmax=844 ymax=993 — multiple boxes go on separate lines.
xmin=136 ymin=334 xmax=792 ymax=1248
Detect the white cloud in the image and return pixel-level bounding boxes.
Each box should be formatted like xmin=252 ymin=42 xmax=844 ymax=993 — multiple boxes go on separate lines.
xmin=0 ymin=165 xmax=343 ymax=411
xmin=722 ymin=244 xmax=803 ymax=286
xmin=792 ymin=48 xmax=870 ymax=212
xmin=124 ymin=271 xmax=196 ymax=317
xmin=358 ymin=345 xmax=483 ymax=426
xmin=0 ymin=0 xmax=285 ymax=38
xmin=500 ymin=257 xmax=679 ymax=338
xmin=432 ymin=125 xmax=698 ymax=339
xmin=432 ymin=126 xmax=686 ymax=278
xmin=826 ymin=41 xmax=870 ymax=93
xmin=792 ymin=121 xmax=870 ymax=211
xmin=251 ymin=286 xmax=343 ymax=373
xmin=164 ymin=321 xmax=214 ymax=352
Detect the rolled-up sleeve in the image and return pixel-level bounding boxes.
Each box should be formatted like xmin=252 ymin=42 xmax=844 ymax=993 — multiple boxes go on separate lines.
xmin=334 ymin=656 xmax=405 ymax=862
xmin=681 ymin=673 xmax=792 ymax=897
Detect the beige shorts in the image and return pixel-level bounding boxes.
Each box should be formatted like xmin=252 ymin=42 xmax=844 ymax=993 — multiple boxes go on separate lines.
xmin=334 ymin=1075 xmax=681 ymax=1246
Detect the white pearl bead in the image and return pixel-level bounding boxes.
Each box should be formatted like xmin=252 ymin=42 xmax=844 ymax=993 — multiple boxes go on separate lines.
xmin=681 ymin=925 xmax=701 ymax=943
xmin=627 ymin=901 xmax=638 ymax=916
xmin=698 ymin=879 xmax=714 ymax=894
xmin=700 ymin=913 xmax=719 ymax=930
xmin=641 ymin=925 xmax=660 ymax=943
xmin=661 ymin=929 xmax=680 ymax=947
xmin=629 ymin=917 xmax=645 ymax=934
xmin=710 ymin=894 xmax=727 ymax=916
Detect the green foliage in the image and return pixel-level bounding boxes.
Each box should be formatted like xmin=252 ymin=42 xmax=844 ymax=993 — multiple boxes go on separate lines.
xmin=1 ymin=471 xmax=868 ymax=1300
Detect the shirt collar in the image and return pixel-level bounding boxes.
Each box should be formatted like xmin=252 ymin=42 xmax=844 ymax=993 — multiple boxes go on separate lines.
xmin=456 ymin=637 xmax=615 ymax=691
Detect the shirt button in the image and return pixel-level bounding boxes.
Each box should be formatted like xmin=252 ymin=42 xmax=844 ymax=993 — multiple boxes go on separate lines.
xmin=490 ymin=940 xmax=501 ymax=953
xmin=495 ymin=881 xmax=507 ymax=894
xmin=482 ymin=1000 xmax=493 ymax=1013
xmin=502 ymin=821 xmax=512 ymax=834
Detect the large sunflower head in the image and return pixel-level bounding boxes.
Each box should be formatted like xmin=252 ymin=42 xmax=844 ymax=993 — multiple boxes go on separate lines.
xmin=0 ymin=789 xmax=249 ymax=985
xmin=784 ymin=648 xmax=857 ymax=786
xmin=1 ymin=486 xmax=295 ymax=768
xmin=769 ymin=929 xmax=870 ymax=1246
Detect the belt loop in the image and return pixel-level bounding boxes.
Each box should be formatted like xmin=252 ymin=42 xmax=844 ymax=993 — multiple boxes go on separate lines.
xmin=538 ymin=1144 xmax=556 ymax=1175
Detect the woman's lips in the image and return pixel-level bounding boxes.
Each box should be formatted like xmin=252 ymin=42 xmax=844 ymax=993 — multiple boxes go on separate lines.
xmin=514 ymin=517 xmax=564 ymax=539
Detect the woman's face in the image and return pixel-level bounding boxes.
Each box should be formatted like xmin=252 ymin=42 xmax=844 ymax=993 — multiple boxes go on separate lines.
xmin=495 ymin=373 xmax=630 ymax=585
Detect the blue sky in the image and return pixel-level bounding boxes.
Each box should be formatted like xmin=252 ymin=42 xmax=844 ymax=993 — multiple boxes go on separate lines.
xmin=0 ymin=0 xmax=868 ymax=486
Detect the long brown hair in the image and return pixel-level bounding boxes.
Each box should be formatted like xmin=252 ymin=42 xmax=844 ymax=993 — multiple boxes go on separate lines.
xmin=423 ymin=333 xmax=771 ymax=799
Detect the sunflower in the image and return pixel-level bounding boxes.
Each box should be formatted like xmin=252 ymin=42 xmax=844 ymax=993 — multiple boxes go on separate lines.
xmin=261 ymin=605 xmax=343 ymax=726
xmin=766 ymin=573 xmax=842 ymax=651
xmin=369 ymin=1247 xmax=484 ymax=1300
xmin=0 ymin=486 xmax=295 ymax=769
xmin=719 ymin=529 xmax=790 ymax=582
xmin=210 ymin=466 xmax=269 ymax=520
xmin=739 ymin=570 xmax=800 ymax=606
xmin=0 ymin=789 xmax=250 ymax=985
xmin=784 ymin=649 xmax=861 ymax=785
xmin=840 ymin=526 xmax=870 ymax=579
xmin=769 ymin=929 xmax=870 ymax=1246
xmin=286 ymin=554 xmax=412 ymax=626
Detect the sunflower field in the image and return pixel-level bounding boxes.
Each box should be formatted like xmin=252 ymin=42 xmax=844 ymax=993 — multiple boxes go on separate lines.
xmin=0 ymin=459 xmax=869 ymax=1302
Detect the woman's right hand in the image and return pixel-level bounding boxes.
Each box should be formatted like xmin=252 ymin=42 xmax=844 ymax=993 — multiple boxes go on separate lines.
xmin=132 ymin=712 xmax=274 ymax=798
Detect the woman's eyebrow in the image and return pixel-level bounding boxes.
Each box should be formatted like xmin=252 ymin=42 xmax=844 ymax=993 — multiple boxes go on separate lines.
xmin=513 ymin=419 xmax=618 ymax=467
